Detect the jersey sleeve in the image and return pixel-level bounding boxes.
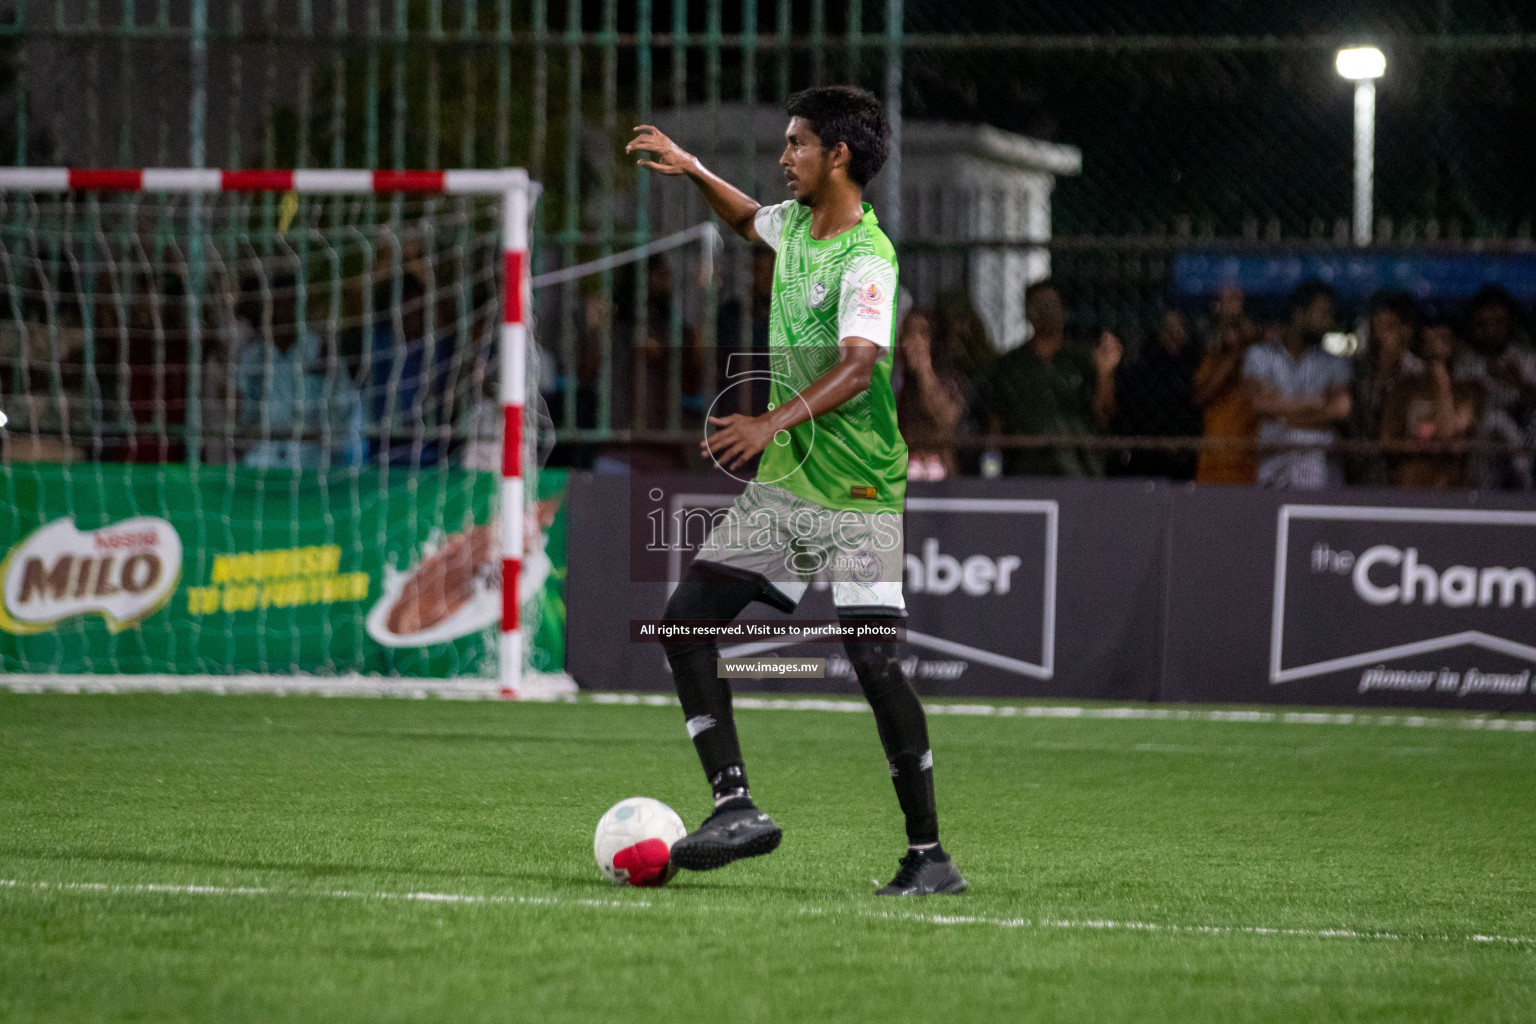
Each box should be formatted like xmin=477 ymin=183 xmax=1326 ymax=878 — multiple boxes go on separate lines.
xmin=752 ymin=201 xmax=795 ymax=251
xmin=836 ymin=254 xmax=898 ymax=347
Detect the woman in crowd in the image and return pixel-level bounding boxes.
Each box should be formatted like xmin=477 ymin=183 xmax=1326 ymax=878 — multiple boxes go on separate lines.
xmin=1192 ymin=286 xmax=1260 ymax=484
xmin=1348 ymin=289 xmax=1423 ymax=486
xmin=1380 ymin=308 xmax=1482 ymax=490
xmin=895 ymin=306 xmax=968 ymax=480
xmin=897 ymin=308 xmax=964 ymax=482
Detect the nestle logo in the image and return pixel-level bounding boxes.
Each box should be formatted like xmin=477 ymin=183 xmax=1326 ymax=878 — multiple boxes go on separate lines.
xmin=1 ymin=516 xmax=183 ymax=634
xmin=94 ymin=530 xmax=159 ymax=551
xmin=1271 ymin=506 xmax=1536 ymax=684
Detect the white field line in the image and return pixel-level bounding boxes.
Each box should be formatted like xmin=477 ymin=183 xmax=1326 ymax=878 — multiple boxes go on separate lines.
xmin=3 ymin=877 xmax=1532 ymax=947
xmin=860 ymin=909 xmax=1536 ymax=946
xmin=0 ymin=878 xmax=645 ymax=910
xmin=0 ymin=674 xmax=508 ymax=700
xmin=8 ymin=678 xmax=1536 ymax=733
xmin=591 ymin=693 xmax=1536 ymax=733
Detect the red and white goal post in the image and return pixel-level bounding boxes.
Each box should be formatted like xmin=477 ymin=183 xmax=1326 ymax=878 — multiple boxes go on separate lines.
xmin=0 ymin=167 xmax=561 ymax=699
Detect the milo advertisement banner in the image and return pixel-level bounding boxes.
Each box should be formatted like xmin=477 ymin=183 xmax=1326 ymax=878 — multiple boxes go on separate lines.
xmin=0 ymin=463 xmax=568 ymax=679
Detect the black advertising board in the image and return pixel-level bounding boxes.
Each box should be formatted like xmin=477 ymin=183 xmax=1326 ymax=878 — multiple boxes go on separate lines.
xmin=1163 ymin=489 xmax=1536 ymax=710
xmin=568 ymin=474 xmax=1166 ymax=701
xmin=567 ymin=473 xmax=1536 ymax=709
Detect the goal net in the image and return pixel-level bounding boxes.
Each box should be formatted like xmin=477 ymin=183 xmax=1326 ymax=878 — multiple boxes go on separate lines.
xmin=0 ymin=168 xmax=571 ymax=699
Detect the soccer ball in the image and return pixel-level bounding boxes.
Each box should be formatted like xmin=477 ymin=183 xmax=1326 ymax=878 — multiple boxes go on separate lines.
xmin=593 ymin=797 xmax=688 ymax=887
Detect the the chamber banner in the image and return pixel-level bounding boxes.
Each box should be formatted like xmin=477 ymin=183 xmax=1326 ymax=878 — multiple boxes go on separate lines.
xmin=570 ymin=473 xmax=1536 ymax=709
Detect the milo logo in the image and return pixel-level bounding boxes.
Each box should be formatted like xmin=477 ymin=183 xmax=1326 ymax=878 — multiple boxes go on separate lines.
xmin=0 ymin=516 xmax=183 ymax=633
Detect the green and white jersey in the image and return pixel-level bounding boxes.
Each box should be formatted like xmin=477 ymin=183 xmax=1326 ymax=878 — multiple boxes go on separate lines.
xmin=751 ymin=199 xmax=906 ymax=513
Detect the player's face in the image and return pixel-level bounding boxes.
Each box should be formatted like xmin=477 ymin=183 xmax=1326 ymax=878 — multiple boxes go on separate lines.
xmin=780 ymin=117 xmax=831 ymax=206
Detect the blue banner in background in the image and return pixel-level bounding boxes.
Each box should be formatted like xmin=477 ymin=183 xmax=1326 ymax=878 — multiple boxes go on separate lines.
xmin=1172 ymin=249 xmax=1536 ymax=312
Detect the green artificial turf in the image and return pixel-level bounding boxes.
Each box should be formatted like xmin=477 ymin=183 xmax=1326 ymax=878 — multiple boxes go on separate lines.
xmin=2 ymin=692 xmax=1535 ymax=1023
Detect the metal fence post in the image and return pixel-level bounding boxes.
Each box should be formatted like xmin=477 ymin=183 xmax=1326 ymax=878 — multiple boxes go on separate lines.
xmin=186 ymin=0 xmax=207 ymax=470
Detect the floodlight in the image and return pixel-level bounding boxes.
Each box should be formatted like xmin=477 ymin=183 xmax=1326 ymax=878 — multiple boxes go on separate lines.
xmin=1336 ymin=47 xmax=1385 ymax=81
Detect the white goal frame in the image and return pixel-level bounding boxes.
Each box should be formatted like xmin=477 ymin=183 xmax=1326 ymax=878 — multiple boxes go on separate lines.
xmin=0 ymin=166 xmax=536 ymax=698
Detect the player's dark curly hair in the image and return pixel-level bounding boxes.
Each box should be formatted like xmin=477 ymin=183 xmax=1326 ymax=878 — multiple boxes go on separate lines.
xmin=785 ymin=85 xmax=890 ymax=188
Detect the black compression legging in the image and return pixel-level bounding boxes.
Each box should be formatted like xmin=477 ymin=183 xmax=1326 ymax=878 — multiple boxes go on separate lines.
xmin=840 ymin=615 xmax=938 ymax=845
xmin=660 ymin=561 xmax=939 ymax=843
xmin=659 ymin=562 xmax=764 ymax=796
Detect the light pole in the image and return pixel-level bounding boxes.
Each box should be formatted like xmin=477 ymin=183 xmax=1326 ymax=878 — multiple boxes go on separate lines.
xmin=1336 ymin=46 xmax=1385 ymax=246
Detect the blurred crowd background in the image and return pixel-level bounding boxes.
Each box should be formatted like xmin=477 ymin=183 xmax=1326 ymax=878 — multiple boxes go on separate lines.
xmin=0 ymin=0 xmax=1530 ymax=490
xmin=554 ymin=261 xmax=1536 ymax=490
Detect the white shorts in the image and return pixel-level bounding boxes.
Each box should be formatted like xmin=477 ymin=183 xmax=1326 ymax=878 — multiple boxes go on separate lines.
xmin=693 ymin=481 xmax=906 ymax=616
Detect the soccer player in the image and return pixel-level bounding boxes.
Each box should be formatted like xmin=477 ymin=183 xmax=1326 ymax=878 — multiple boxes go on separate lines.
xmin=625 ymin=85 xmax=966 ymax=896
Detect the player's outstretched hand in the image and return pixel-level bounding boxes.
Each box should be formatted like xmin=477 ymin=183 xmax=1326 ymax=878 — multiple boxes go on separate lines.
xmin=702 ymin=413 xmax=777 ymax=470
xmin=627 ymin=126 xmax=698 ymax=176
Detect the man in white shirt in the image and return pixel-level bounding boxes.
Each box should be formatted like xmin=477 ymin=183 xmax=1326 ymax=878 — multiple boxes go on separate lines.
xmin=1242 ymin=280 xmax=1353 ymax=488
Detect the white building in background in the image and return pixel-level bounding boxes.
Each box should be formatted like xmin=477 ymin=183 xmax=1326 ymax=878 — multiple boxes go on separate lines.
xmin=648 ymin=104 xmax=1080 ymax=353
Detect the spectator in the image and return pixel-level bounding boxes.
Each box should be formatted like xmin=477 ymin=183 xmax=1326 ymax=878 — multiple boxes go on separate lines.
xmin=931 ymin=290 xmax=996 ymax=476
xmin=621 ymin=255 xmax=703 ymax=471
xmin=198 ymin=269 xmax=242 ymax=465
xmin=0 ymin=265 xmax=88 ymax=462
xmin=108 ymin=264 xmax=189 ymax=463
xmin=1347 ymin=289 xmax=1424 ymax=485
xmin=934 ymin=289 xmax=998 ymax=386
xmin=976 ymin=281 xmax=1121 ymax=478
xmin=1381 ymin=310 xmax=1482 ymax=490
xmin=894 ymin=308 xmax=966 ymax=480
xmin=717 ymin=245 xmax=774 ymax=355
xmin=1454 ymin=285 xmax=1536 ymax=489
xmin=716 ymin=246 xmax=775 ymax=421
xmin=627 ymin=255 xmax=689 ymax=431
xmin=1185 ymin=287 xmax=1259 ymax=488
xmin=1113 ymin=308 xmax=1201 ymax=480
xmin=365 ymin=235 xmax=460 ymax=466
xmin=234 ymin=272 xmax=365 ymax=470
xmin=1242 ymin=279 xmax=1352 ymax=489
xmin=1193 ymin=286 xmax=1260 ymax=484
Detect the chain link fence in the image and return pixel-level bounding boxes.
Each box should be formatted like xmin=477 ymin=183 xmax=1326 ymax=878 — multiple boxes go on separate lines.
xmin=2 ymin=0 xmax=1533 ymax=488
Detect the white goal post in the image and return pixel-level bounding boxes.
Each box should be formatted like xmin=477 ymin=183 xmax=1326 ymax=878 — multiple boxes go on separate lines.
xmin=0 ymin=166 xmax=554 ymax=699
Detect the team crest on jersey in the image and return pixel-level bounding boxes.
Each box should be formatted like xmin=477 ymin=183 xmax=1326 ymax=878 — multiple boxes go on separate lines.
xmin=809 ymin=281 xmax=828 ymax=307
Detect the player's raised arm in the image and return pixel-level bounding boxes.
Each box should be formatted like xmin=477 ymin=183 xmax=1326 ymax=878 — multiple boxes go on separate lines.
xmin=626 ymin=125 xmax=762 ymax=242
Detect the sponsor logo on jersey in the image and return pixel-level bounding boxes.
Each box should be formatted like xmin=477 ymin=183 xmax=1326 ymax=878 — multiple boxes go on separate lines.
xmin=861 ymin=280 xmax=882 ymax=304
xmin=809 ymin=281 xmax=828 ymax=307
xmin=0 ymin=516 xmax=183 ymax=633
xmin=849 ymin=549 xmax=882 ymax=583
